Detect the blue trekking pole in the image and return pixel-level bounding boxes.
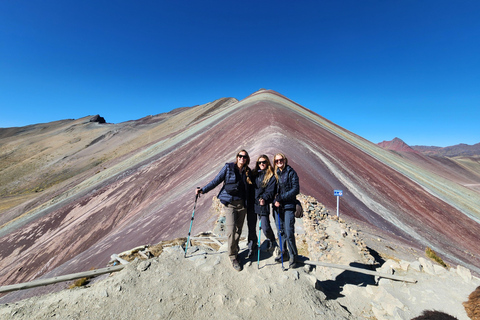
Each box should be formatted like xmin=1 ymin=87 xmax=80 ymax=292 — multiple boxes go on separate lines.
xmin=276 ymin=210 xmax=285 ymax=271
xmin=184 ymin=192 xmax=199 ymax=258
xmin=257 ymin=219 xmax=262 ymax=269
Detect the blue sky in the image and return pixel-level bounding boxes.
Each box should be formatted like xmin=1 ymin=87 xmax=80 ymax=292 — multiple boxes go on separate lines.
xmin=1 ymin=1 xmax=479 ymax=147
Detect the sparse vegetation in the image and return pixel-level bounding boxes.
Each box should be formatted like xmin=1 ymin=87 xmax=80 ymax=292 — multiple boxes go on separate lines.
xmin=68 ymin=277 xmax=90 ymax=289
xmin=426 ymin=247 xmax=447 ymax=268
xmin=68 ymin=267 xmax=96 ymax=289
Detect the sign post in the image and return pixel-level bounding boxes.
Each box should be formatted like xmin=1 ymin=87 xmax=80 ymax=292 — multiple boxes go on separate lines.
xmin=334 ymin=190 xmax=343 ymax=217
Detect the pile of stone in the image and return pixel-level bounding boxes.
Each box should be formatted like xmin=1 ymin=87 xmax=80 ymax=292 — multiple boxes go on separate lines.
xmin=298 ymin=194 xmax=374 ymax=265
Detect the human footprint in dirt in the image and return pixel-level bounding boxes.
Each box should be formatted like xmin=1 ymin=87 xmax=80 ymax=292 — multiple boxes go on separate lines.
xmin=196 ymin=149 xmax=253 ymax=271
xmin=273 ymin=153 xmax=300 ymax=269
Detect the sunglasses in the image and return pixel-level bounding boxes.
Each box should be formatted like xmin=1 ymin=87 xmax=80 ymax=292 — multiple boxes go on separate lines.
xmin=237 ymin=154 xmax=249 ymax=159
xmin=257 ymin=161 xmax=267 ymax=165
xmin=275 ymin=158 xmax=284 ymax=163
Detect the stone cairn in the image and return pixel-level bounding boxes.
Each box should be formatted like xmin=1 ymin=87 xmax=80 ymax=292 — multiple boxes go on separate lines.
xmin=298 ymin=194 xmax=375 ymax=265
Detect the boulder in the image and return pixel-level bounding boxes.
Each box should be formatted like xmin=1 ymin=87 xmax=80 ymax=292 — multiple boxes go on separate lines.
xmin=419 ymin=257 xmax=435 ymax=275
xmin=90 ymin=114 xmax=106 ymax=123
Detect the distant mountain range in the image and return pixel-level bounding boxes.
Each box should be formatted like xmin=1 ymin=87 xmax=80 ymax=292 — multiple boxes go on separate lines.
xmin=378 ymin=137 xmax=480 ymax=157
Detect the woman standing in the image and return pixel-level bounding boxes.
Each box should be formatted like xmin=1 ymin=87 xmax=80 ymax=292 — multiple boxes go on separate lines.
xmin=273 ymin=153 xmax=300 ymax=268
xmin=196 ymin=150 xmax=252 ymax=271
xmin=253 ymin=155 xmax=278 ymax=253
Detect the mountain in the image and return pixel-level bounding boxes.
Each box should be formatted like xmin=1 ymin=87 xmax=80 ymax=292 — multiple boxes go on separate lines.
xmin=411 ymin=143 xmax=480 ymax=157
xmin=377 ymin=137 xmax=419 ymax=153
xmin=1 ymin=89 xmax=480 ymax=304
xmin=377 ymin=138 xmax=480 ymax=194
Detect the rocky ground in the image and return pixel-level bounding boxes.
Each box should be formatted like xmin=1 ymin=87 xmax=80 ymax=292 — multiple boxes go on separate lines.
xmin=0 ymin=195 xmax=479 ymax=319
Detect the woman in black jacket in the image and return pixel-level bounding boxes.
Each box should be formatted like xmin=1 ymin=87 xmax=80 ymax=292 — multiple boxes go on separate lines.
xmin=273 ymin=153 xmax=300 ymax=268
xmin=253 ymin=154 xmax=278 ymax=253
xmin=196 ymin=149 xmax=253 ymax=271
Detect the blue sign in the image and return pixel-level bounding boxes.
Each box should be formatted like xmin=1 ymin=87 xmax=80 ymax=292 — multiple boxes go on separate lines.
xmin=334 ymin=190 xmax=343 ymax=196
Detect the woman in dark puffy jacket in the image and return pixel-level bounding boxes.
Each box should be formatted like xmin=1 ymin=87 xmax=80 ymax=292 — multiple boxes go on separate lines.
xmin=196 ymin=149 xmax=253 ymax=271
xmin=253 ymin=154 xmax=278 ymax=253
xmin=273 ymin=153 xmax=300 ymax=268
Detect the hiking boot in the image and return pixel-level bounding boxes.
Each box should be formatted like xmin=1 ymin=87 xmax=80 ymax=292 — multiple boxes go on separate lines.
xmin=246 ymin=241 xmax=257 ymax=259
xmin=266 ymin=240 xmax=277 ymax=253
xmin=289 ymin=256 xmax=298 ymax=269
xmin=247 ymin=248 xmax=257 ymax=260
xmin=231 ymin=259 xmax=242 ymax=271
xmin=274 ymin=251 xmax=289 ymax=263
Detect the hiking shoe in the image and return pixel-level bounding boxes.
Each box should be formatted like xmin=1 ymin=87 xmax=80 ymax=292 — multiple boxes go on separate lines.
xmin=266 ymin=240 xmax=277 ymax=253
xmin=289 ymin=258 xmax=298 ymax=269
xmin=274 ymin=251 xmax=289 ymax=263
xmin=231 ymin=259 xmax=242 ymax=271
xmin=247 ymin=247 xmax=257 ymax=260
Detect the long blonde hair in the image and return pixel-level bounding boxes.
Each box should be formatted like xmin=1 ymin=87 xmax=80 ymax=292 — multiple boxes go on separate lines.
xmin=254 ymin=155 xmax=274 ymax=187
xmin=235 ymin=149 xmax=253 ymax=184
xmin=273 ymin=153 xmax=288 ymax=181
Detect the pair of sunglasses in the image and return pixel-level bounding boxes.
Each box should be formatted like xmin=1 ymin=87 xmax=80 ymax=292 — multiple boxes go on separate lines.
xmin=237 ymin=154 xmax=248 ymax=159
xmin=275 ymin=158 xmax=284 ymax=163
xmin=257 ymin=161 xmax=267 ymax=165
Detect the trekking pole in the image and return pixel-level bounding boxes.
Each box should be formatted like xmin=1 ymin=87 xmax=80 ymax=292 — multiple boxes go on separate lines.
xmin=276 ymin=210 xmax=285 ymax=271
xmin=257 ymin=218 xmax=262 ymax=269
xmin=184 ymin=191 xmax=199 ymax=258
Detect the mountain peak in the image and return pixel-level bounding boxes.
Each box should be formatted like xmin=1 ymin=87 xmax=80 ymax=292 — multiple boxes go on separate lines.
xmin=377 ymin=137 xmax=418 ymax=153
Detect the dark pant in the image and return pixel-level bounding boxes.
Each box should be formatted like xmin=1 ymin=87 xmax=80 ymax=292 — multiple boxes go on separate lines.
xmin=275 ymin=208 xmax=298 ymax=261
xmin=260 ymin=214 xmax=276 ymax=243
xmin=246 ymin=209 xmax=258 ymax=250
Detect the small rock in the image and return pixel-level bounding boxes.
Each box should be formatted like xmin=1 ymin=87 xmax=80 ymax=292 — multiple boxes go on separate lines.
xmin=137 ymin=261 xmax=151 ymax=272
xmin=419 ymin=257 xmax=435 ymax=275
xmin=399 ymin=260 xmax=410 ymax=271
xmin=457 ymin=265 xmax=472 ymax=282
xmin=303 ymin=264 xmax=313 ymax=273
xmin=291 ymin=270 xmax=300 ymax=280
xmin=433 ymin=264 xmax=447 ymax=275
xmin=410 ymin=261 xmax=422 ymax=272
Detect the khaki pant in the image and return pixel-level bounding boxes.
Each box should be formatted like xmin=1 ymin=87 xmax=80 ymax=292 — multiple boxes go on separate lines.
xmin=223 ymin=200 xmax=247 ymax=260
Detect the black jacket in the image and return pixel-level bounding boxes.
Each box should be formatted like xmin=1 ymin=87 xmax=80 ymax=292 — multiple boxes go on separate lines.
xmin=201 ymin=162 xmax=248 ymax=206
xmin=274 ymin=165 xmax=300 ymax=210
xmin=254 ymin=170 xmax=277 ymax=215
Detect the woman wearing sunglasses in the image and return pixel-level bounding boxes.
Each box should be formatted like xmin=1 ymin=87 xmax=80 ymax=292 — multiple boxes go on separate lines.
xmin=253 ymin=155 xmax=278 ymax=254
xmin=273 ymin=153 xmax=300 ymax=268
xmin=196 ymin=149 xmax=253 ymax=271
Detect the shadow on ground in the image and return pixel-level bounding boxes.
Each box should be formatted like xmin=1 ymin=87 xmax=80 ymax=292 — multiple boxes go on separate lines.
xmin=318 ymin=247 xmax=386 ymax=300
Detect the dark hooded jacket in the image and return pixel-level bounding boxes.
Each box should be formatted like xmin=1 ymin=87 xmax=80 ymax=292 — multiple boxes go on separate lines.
xmin=274 ymin=165 xmax=299 ymax=210
xmin=254 ymin=170 xmax=277 ymax=215
xmin=201 ymin=162 xmax=250 ymax=206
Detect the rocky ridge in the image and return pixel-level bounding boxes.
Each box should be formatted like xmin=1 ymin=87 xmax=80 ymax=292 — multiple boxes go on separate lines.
xmin=0 ymin=195 xmax=479 ymax=320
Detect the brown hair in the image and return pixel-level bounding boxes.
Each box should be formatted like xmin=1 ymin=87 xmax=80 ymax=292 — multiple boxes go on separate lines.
xmin=254 ymin=155 xmax=274 ymax=187
xmin=235 ymin=149 xmax=252 ymax=184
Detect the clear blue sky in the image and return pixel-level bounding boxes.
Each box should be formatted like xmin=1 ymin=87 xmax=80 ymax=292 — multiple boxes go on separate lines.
xmin=1 ymin=1 xmax=479 ymax=147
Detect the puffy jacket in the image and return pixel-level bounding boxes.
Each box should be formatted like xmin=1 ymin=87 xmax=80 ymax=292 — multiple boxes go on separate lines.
xmin=274 ymin=165 xmax=299 ymax=210
xmin=201 ymin=162 xmax=248 ymax=206
xmin=254 ymin=170 xmax=277 ymax=215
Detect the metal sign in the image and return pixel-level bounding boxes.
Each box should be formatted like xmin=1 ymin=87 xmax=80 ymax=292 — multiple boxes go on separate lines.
xmin=334 ymin=190 xmax=343 ymax=196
